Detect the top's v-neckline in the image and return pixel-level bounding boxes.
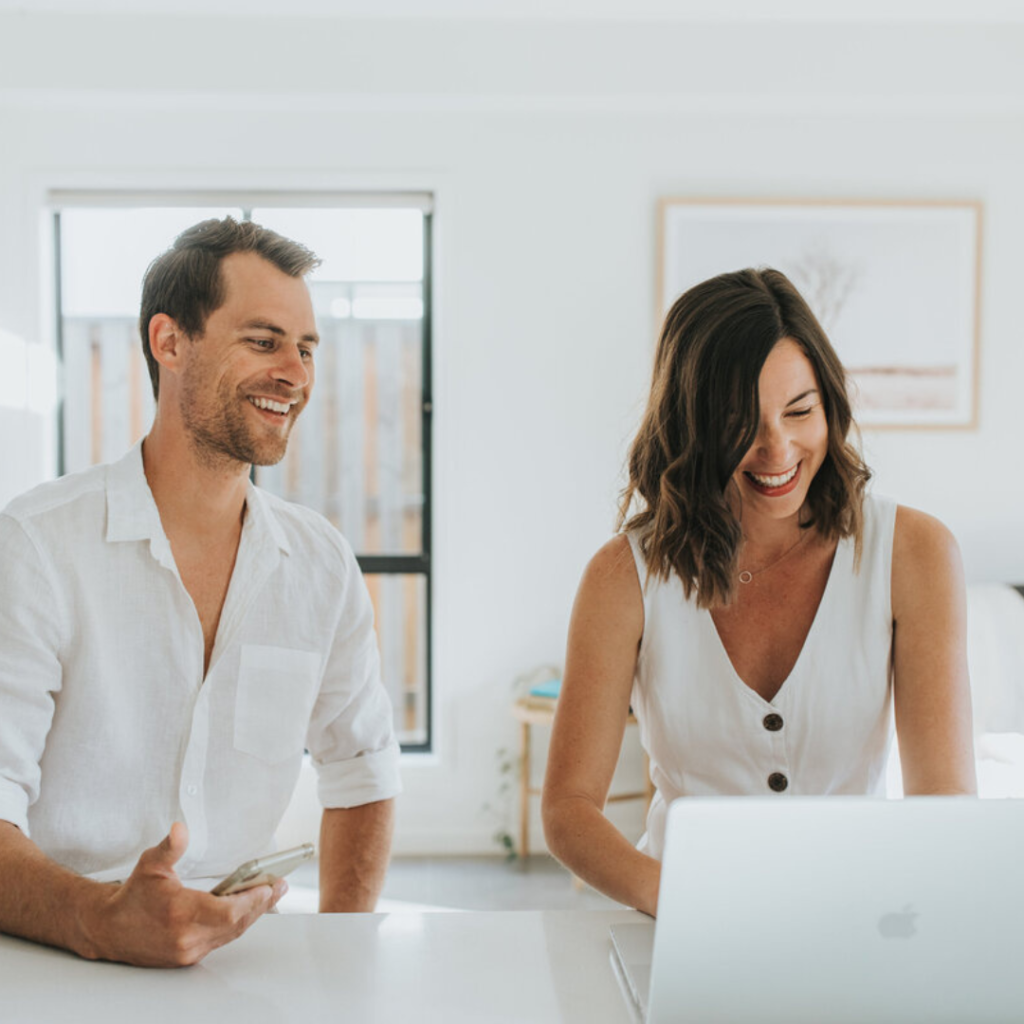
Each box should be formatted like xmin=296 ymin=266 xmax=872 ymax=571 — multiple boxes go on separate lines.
xmin=704 ymin=540 xmax=844 ymax=706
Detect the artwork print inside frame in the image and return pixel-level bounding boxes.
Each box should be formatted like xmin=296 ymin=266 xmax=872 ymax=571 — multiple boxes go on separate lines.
xmin=659 ymin=199 xmax=982 ymax=429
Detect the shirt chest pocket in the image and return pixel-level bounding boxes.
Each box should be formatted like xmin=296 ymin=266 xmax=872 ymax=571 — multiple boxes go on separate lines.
xmin=234 ymin=645 xmax=323 ymax=764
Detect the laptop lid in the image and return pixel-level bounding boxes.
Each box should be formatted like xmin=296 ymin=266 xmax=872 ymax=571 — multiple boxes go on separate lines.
xmin=647 ymin=797 xmax=1024 ymax=1024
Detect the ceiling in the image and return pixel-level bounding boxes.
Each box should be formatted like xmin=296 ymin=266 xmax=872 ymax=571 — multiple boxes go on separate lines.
xmin=1 ymin=0 xmax=1022 ymax=20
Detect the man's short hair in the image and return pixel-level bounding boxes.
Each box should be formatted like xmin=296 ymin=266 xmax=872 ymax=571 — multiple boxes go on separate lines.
xmin=139 ymin=217 xmax=320 ymax=399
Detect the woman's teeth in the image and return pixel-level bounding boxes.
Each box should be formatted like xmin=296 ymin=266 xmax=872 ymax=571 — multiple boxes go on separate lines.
xmin=749 ymin=465 xmax=798 ymax=488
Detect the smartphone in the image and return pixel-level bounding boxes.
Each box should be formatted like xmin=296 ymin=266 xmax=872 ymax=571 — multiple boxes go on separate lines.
xmin=209 ymin=842 xmax=315 ymax=896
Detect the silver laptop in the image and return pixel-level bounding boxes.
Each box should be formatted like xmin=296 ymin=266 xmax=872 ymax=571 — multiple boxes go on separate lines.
xmin=611 ymin=797 xmax=1024 ymax=1023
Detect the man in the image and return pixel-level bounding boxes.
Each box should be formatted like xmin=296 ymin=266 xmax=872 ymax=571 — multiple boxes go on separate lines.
xmin=0 ymin=218 xmax=401 ymax=967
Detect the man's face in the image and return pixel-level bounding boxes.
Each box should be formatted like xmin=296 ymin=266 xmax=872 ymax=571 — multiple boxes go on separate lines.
xmin=177 ymin=251 xmax=319 ymax=468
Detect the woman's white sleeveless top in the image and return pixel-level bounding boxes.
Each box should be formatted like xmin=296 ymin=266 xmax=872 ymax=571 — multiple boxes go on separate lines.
xmin=627 ymin=494 xmax=897 ymax=860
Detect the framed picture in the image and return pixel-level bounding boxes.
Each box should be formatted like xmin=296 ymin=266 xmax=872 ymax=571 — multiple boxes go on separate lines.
xmin=658 ymin=198 xmax=983 ymax=429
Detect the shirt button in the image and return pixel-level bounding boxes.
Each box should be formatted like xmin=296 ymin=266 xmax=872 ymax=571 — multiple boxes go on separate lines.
xmin=768 ymin=772 xmax=788 ymax=792
xmin=186 ymin=785 xmax=197 ymax=796
xmin=763 ymin=713 xmax=784 ymax=732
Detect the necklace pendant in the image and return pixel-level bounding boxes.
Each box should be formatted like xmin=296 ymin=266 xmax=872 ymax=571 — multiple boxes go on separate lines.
xmin=738 ymin=570 xmax=753 ymax=585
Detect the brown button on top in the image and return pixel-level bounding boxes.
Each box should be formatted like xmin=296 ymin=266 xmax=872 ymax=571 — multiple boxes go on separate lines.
xmin=768 ymin=772 xmax=789 ymax=792
xmin=763 ymin=713 xmax=784 ymax=732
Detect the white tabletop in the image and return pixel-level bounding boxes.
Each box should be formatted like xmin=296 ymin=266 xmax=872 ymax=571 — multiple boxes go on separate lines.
xmin=0 ymin=909 xmax=645 ymax=1024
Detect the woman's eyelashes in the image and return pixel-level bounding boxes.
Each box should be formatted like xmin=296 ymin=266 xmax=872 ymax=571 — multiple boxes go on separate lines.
xmin=785 ymin=402 xmax=821 ymax=419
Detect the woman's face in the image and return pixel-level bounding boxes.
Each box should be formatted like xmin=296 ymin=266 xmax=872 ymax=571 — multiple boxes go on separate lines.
xmin=732 ymin=338 xmax=829 ymax=522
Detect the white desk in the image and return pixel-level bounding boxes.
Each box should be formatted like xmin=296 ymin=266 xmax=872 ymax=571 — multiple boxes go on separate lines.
xmin=0 ymin=909 xmax=644 ymax=1023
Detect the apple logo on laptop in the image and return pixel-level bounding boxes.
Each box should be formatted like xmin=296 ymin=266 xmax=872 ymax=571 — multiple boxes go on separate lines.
xmin=878 ymin=905 xmax=918 ymax=939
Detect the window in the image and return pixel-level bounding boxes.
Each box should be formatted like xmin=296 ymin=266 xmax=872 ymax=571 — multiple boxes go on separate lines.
xmin=54 ymin=194 xmax=433 ymax=750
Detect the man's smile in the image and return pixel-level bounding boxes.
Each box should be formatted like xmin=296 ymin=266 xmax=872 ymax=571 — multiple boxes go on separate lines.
xmin=248 ymin=395 xmax=297 ymax=417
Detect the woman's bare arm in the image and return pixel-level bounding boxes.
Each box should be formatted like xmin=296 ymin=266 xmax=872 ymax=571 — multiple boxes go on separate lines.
xmin=542 ymin=535 xmax=662 ymax=916
xmin=891 ymin=506 xmax=977 ymax=796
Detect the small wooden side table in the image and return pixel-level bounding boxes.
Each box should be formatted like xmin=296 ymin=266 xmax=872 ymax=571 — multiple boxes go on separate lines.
xmin=511 ymin=698 xmax=654 ymax=858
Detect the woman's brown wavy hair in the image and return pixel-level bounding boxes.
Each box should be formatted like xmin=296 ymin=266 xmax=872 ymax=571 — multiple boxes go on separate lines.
xmin=619 ymin=267 xmax=871 ymax=609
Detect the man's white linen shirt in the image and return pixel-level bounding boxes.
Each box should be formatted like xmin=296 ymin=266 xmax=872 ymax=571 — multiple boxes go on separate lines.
xmin=0 ymin=442 xmax=401 ymax=883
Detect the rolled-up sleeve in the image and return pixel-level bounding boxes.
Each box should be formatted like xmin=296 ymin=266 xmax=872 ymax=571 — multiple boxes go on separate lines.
xmin=305 ymin=534 xmax=401 ymax=809
xmin=0 ymin=514 xmax=66 ymax=835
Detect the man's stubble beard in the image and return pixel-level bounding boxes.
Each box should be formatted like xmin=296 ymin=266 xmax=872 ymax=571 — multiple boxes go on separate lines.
xmin=179 ymin=366 xmax=293 ymax=469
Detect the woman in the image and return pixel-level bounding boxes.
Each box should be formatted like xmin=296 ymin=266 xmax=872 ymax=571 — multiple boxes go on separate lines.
xmin=541 ymin=268 xmax=976 ymax=917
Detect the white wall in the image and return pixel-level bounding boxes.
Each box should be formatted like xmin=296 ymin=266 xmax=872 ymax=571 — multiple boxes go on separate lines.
xmin=1 ymin=12 xmax=1022 ymax=854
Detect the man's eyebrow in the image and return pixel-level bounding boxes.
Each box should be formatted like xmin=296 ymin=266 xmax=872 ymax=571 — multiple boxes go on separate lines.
xmin=240 ymin=319 xmax=320 ymax=344
xmin=785 ymin=389 xmax=819 ymax=407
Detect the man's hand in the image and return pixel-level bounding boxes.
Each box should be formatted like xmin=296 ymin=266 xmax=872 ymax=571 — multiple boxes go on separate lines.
xmin=80 ymin=822 xmax=286 ymax=967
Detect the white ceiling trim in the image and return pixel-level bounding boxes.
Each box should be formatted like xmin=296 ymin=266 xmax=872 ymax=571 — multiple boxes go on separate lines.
xmin=4 ymin=88 xmax=1024 ymax=115
xmin=2 ymin=0 xmax=1024 ymax=20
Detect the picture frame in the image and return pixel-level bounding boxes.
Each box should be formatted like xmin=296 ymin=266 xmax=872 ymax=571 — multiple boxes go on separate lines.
xmin=658 ymin=198 xmax=983 ymax=429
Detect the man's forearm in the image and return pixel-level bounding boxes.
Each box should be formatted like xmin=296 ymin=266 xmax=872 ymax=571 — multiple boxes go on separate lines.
xmin=318 ymin=799 xmax=395 ymax=913
xmin=0 ymin=821 xmax=109 ymax=958
xmin=1 ymin=820 xmax=285 ymax=967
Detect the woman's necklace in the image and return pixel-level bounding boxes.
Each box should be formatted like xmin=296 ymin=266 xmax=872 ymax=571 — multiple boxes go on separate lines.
xmin=737 ymin=530 xmax=809 ymax=585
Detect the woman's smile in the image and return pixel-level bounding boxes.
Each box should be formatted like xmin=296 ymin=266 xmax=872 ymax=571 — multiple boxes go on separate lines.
xmin=743 ymin=462 xmax=802 ymax=496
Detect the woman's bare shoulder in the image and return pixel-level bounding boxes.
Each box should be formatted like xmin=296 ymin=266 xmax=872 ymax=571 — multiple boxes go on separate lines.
xmin=574 ymin=534 xmax=644 ymax=631
xmin=586 ymin=534 xmax=638 ymax=580
xmin=893 ymin=505 xmax=960 ymax=567
xmin=892 ymin=505 xmax=964 ymax=619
